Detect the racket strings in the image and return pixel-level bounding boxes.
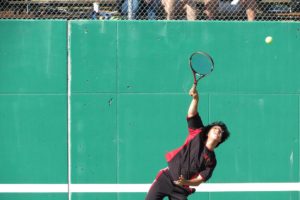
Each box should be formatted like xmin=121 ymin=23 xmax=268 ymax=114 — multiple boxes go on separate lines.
xmin=189 ymin=52 xmax=214 ymax=83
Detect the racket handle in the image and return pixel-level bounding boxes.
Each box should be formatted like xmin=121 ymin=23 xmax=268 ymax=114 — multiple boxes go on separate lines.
xmin=192 ymin=83 xmax=197 ymax=91
xmin=193 ymin=73 xmax=198 ymax=86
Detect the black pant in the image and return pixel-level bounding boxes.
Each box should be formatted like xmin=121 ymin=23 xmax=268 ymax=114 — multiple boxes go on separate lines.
xmin=145 ymin=170 xmax=189 ymax=200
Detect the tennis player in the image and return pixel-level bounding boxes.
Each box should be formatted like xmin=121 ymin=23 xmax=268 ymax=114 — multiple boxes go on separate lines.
xmin=145 ymin=84 xmax=230 ymax=200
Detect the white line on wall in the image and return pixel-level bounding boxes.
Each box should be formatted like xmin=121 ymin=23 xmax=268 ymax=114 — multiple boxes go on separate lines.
xmin=0 ymin=183 xmax=299 ymax=193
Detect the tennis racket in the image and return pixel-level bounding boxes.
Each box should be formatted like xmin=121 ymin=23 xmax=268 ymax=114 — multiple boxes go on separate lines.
xmin=189 ymin=51 xmax=214 ymax=85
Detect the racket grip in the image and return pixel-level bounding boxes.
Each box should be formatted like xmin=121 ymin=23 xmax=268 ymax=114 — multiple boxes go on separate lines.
xmin=193 ymin=73 xmax=198 ymax=86
xmin=192 ymin=83 xmax=197 ymax=92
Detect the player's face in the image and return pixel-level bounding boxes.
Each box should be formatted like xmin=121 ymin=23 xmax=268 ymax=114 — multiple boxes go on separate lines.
xmin=208 ymin=125 xmax=223 ymax=143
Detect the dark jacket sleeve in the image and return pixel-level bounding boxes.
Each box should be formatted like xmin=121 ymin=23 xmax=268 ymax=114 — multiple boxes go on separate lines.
xmin=199 ymin=159 xmax=217 ymax=181
xmin=187 ymin=113 xmax=204 ymax=129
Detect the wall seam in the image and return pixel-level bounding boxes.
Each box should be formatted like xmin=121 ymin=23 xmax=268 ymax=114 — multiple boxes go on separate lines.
xmin=67 ymin=20 xmax=72 ymax=200
xmin=208 ymin=92 xmax=211 ymax=200
xmin=116 ymin=21 xmax=120 ymax=200
xmin=298 ymin=95 xmax=300 ymax=183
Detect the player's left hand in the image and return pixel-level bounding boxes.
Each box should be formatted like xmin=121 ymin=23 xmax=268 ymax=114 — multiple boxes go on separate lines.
xmin=173 ymin=175 xmax=187 ymax=186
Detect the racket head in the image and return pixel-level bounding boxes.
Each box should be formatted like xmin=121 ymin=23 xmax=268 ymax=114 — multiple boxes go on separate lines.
xmin=189 ymin=51 xmax=214 ymax=81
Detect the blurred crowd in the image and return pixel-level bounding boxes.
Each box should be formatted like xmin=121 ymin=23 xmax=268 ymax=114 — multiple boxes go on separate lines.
xmin=102 ymin=0 xmax=256 ymax=21
xmin=3 ymin=0 xmax=299 ymax=21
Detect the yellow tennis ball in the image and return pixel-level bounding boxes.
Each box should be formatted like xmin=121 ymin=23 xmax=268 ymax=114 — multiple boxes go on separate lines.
xmin=265 ymin=36 xmax=273 ymax=44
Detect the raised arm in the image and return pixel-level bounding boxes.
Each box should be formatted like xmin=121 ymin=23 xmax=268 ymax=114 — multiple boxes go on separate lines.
xmin=187 ymin=84 xmax=199 ymax=118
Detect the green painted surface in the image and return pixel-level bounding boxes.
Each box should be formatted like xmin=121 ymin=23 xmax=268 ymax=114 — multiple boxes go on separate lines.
xmin=0 ymin=20 xmax=68 ymax=183
xmin=117 ymin=22 xmax=300 ymax=94
xmin=210 ymin=192 xmax=299 ymax=200
xmin=0 ymin=20 xmax=67 ymax=184
xmin=70 ymin=21 xmax=117 ymax=93
xmin=1 ymin=20 xmax=300 ymax=200
xmin=71 ymin=94 xmax=117 ymax=183
xmin=72 ymin=193 xmax=117 ymax=200
xmin=211 ymin=94 xmax=299 ymax=183
xmin=0 ymin=194 xmax=68 ymax=200
xmin=0 ymin=20 xmax=67 ymax=93
xmin=0 ymin=95 xmax=67 ymax=183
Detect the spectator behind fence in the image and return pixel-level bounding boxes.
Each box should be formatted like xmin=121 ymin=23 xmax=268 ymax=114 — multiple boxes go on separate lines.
xmin=205 ymin=0 xmax=256 ymax=21
xmin=240 ymin=0 xmax=256 ymax=21
xmin=162 ymin=0 xmax=198 ymax=20
xmin=91 ymin=2 xmax=113 ymax=20
xmin=121 ymin=0 xmax=139 ymax=19
xmin=144 ymin=0 xmax=161 ymax=19
xmin=204 ymin=0 xmax=218 ymax=19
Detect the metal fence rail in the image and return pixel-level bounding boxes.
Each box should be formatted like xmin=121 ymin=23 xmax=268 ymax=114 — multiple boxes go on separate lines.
xmin=1 ymin=0 xmax=300 ymax=20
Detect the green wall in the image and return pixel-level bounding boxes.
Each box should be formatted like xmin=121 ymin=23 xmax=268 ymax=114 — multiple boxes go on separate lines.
xmin=0 ymin=20 xmax=299 ymax=200
xmin=0 ymin=20 xmax=67 ymax=183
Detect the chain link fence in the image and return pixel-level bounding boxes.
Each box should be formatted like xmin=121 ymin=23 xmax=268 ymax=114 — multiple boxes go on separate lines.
xmin=0 ymin=0 xmax=300 ymax=20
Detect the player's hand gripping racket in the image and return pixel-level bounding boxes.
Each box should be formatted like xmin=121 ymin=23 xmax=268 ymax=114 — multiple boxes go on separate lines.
xmin=189 ymin=52 xmax=214 ymax=86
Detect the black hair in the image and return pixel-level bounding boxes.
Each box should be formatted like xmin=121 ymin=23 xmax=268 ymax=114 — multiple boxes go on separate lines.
xmin=202 ymin=121 xmax=230 ymax=148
